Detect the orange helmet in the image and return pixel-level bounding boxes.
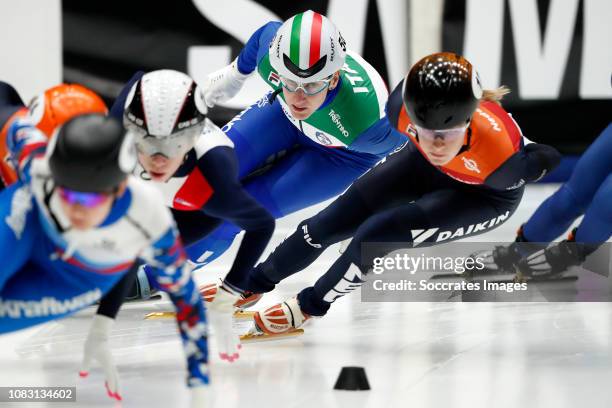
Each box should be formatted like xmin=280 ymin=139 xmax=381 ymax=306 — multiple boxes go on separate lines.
xmin=28 ymin=83 xmax=108 ymax=136
xmin=0 ymin=84 xmax=107 ymax=187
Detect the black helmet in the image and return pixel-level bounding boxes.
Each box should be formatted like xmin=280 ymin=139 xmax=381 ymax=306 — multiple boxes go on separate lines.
xmin=403 ymin=52 xmax=483 ymax=130
xmin=48 ymin=113 xmax=137 ymax=192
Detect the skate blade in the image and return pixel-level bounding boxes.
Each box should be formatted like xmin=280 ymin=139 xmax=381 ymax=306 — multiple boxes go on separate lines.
xmin=144 ymin=311 xmax=175 ymax=320
xmin=144 ymin=310 xmax=256 ymax=320
xmin=239 ymin=329 xmax=304 ymax=343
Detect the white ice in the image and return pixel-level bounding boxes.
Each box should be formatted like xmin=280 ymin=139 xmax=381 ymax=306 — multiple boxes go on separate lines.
xmin=1 ymin=184 xmax=611 ymax=408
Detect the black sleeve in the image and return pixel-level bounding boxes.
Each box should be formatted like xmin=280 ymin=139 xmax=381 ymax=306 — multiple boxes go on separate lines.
xmin=199 ymin=146 xmax=275 ymax=288
xmin=95 ymin=263 xmax=139 ymax=318
xmin=484 ymin=143 xmax=562 ymax=190
xmin=385 ymin=80 xmax=405 ymax=129
xmin=109 ymin=71 xmax=145 ymax=121
xmin=171 ymin=208 xmax=222 ymax=246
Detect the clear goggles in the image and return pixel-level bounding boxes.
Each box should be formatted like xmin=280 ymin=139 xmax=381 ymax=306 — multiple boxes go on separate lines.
xmin=125 ymin=121 xmax=204 ymax=158
xmin=279 ymin=75 xmax=333 ymax=96
xmin=414 ymin=124 xmax=468 ymax=142
xmin=58 ymin=187 xmax=110 ymax=208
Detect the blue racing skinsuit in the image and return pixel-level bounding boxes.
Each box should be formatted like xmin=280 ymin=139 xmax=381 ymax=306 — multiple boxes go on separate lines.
xmin=110 ymin=21 xmax=406 ymax=267
xmin=0 ymin=119 xmax=210 ymax=385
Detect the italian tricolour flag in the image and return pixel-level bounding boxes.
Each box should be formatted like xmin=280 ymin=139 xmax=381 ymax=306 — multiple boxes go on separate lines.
xmin=289 ymin=10 xmax=324 ymax=69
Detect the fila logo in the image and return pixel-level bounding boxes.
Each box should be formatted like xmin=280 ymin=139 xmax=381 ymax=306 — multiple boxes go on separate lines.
xmin=462 ymin=157 xmax=481 ymax=173
xmin=302 ymin=225 xmax=322 ymax=248
xmin=268 ymin=72 xmax=280 ymax=86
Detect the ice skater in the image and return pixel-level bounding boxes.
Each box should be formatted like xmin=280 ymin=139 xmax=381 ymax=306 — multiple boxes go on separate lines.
xmin=182 ymin=10 xmax=407 ymax=295
xmin=0 ymin=113 xmax=210 ymax=401
xmin=94 ymin=68 xmax=276 ymax=363
xmin=239 ymin=52 xmax=561 ymax=335
xmin=0 ymin=81 xmax=107 ymax=187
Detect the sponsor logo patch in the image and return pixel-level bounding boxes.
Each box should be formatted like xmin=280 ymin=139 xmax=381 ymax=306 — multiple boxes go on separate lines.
xmin=268 ymin=72 xmax=281 ymax=86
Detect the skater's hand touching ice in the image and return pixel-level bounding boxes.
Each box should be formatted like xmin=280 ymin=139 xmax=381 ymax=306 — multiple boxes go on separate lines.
xmin=79 ymin=315 xmax=122 ymax=401
xmin=207 ymin=285 xmax=241 ymax=362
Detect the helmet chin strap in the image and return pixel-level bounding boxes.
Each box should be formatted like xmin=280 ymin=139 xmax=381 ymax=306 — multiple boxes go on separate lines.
xmin=457 ymin=126 xmax=473 ymax=155
xmin=267 ymin=88 xmax=283 ymax=104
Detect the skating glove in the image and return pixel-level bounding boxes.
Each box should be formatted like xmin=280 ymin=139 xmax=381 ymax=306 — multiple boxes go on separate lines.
xmin=79 ymin=314 xmax=122 ymax=401
xmin=207 ymin=284 xmax=242 ymax=362
xmin=201 ymin=59 xmax=249 ymax=107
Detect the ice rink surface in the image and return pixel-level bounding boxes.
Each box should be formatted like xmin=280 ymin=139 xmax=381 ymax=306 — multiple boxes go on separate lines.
xmin=1 ymin=184 xmax=611 ymax=408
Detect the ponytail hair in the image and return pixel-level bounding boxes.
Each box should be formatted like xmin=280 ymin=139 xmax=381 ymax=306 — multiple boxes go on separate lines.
xmin=481 ymin=86 xmax=511 ymax=105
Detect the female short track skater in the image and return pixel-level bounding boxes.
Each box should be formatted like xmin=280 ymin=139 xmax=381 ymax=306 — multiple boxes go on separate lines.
xmin=183 ymin=10 xmax=407 ymax=287
xmin=0 ymin=114 xmax=210 ymax=401
xmin=96 ymin=68 xmax=275 ymax=364
xmin=116 ymin=10 xmax=406 ymax=308
xmin=241 ymin=52 xmax=561 ymax=335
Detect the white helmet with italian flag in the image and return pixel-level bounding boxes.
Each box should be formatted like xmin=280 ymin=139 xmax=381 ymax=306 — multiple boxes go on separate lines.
xmin=269 ymin=10 xmax=347 ymax=83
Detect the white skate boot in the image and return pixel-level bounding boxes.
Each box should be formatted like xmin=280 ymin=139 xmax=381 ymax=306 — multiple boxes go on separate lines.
xmin=199 ymin=279 xmax=263 ymax=309
xmin=250 ymin=297 xmax=310 ymax=337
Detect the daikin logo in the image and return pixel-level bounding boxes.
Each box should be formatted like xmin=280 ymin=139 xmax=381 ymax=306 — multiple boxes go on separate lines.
xmin=436 ymin=211 xmax=511 ymax=242
xmin=410 ymin=211 xmax=511 ymax=245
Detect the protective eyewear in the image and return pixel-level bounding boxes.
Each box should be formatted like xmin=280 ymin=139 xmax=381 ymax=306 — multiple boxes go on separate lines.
xmin=58 ymin=187 xmax=110 ymax=208
xmin=414 ymin=124 xmax=468 ymax=141
xmin=126 ymin=121 xmax=204 ymax=158
xmin=279 ymin=76 xmax=333 ymax=96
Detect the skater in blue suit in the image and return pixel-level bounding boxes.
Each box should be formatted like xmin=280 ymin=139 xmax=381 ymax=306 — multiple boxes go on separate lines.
xmin=111 ymin=11 xmax=406 ymax=302
xmin=478 ymin=122 xmax=612 ymax=277
xmin=0 ymin=114 xmax=209 ymax=400
xmin=190 ymin=12 xmax=407 ymax=270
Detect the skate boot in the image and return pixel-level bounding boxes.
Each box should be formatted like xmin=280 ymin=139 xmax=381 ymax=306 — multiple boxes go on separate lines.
xmin=199 ymin=279 xmax=262 ymax=309
xmin=251 ymin=297 xmax=310 ymax=335
xmin=143 ymin=280 xmax=261 ymax=321
xmin=124 ymin=265 xmax=160 ymax=301
xmin=466 ymin=225 xmax=543 ymax=278
xmin=516 ymin=228 xmax=587 ymax=280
